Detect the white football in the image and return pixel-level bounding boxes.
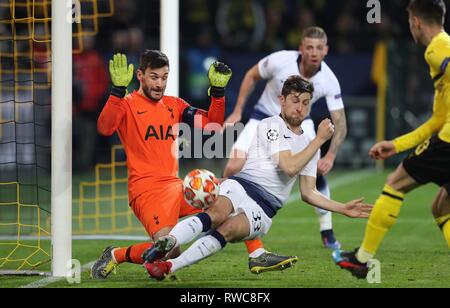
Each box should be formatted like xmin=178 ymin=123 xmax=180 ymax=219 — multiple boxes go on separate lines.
xmin=183 ymin=169 xmax=220 ymax=209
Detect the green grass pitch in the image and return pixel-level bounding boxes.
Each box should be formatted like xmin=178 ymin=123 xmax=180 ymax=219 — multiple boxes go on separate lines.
xmin=1 ymin=170 xmax=449 ymax=288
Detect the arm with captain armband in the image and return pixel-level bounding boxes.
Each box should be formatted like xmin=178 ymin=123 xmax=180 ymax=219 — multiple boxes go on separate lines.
xmin=180 ymin=61 xmax=232 ymax=131
xmin=97 ymin=53 xmax=134 ymax=136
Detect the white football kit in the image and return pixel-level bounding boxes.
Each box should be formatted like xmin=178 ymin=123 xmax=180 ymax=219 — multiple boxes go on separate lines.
xmin=220 ymin=115 xmax=319 ymax=240
xmin=233 ymin=50 xmax=344 ymax=152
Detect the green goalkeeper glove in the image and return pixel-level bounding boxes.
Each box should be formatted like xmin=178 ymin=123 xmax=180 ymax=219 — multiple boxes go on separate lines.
xmin=109 ymin=53 xmax=134 ymax=97
xmin=208 ymin=61 xmax=232 ymax=98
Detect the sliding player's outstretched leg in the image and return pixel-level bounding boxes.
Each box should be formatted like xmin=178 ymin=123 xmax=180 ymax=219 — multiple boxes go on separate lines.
xmin=145 ymin=177 xmax=282 ymax=280
xmin=143 ymin=194 xmax=234 ymax=265
xmin=145 ymin=229 xmax=227 ymax=281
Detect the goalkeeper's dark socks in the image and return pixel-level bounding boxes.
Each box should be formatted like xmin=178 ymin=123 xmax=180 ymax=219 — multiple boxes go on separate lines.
xmin=114 ymin=242 xmax=153 ymax=264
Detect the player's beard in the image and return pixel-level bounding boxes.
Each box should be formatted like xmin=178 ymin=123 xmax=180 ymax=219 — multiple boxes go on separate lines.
xmin=142 ymin=84 xmax=164 ymax=101
xmin=284 ymin=114 xmax=303 ymax=128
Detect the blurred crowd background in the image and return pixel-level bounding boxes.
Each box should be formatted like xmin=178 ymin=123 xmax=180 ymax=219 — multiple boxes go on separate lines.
xmin=70 ymin=0 xmax=448 ymax=172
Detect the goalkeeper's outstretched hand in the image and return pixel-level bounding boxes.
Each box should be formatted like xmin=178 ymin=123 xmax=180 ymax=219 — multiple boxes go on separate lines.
xmin=109 ymin=53 xmax=134 ymax=88
xmin=208 ymin=61 xmax=232 ymax=97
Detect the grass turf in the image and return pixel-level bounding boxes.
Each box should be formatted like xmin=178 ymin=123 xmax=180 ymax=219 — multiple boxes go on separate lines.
xmin=1 ymin=170 xmax=449 ymax=288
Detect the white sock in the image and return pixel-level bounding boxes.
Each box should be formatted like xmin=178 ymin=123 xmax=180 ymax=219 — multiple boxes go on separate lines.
xmin=249 ymin=248 xmax=266 ymax=258
xmin=169 ymin=235 xmax=223 ymax=273
xmin=315 ymin=182 xmax=333 ymax=231
xmin=169 ymin=216 xmax=205 ymax=248
xmin=316 ymin=210 xmax=333 ymax=231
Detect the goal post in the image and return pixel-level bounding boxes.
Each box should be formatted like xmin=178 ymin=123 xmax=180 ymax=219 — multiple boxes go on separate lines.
xmin=160 ymin=0 xmax=179 ymax=97
xmin=51 ymin=0 xmax=72 ymax=277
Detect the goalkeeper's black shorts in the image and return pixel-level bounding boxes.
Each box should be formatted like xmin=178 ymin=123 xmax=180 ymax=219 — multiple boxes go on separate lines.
xmin=403 ymin=135 xmax=450 ymax=194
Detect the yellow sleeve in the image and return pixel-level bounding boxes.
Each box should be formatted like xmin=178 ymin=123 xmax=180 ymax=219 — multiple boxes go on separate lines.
xmin=392 ymin=95 xmax=446 ymax=153
xmin=425 ymin=40 xmax=450 ymax=81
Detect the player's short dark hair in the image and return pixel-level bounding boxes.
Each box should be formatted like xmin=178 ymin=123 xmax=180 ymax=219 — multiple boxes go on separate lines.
xmin=282 ymin=75 xmax=314 ymax=98
xmin=139 ymin=49 xmax=169 ymax=71
xmin=407 ymin=0 xmax=446 ymax=25
xmin=301 ymin=26 xmax=328 ymax=43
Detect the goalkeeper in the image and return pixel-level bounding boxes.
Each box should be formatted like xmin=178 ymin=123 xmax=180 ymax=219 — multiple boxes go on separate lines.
xmin=91 ymin=50 xmax=279 ymax=279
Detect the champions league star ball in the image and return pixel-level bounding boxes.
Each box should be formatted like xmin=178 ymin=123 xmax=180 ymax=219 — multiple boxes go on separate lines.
xmin=183 ymin=169 xmax=220 ymax=209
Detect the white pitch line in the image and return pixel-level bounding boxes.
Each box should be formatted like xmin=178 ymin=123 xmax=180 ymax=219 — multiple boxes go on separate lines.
xmin=0 ymin=235 xmax=149 ymax=241
xmin=20 ymin=261 xmax=95 ymax=289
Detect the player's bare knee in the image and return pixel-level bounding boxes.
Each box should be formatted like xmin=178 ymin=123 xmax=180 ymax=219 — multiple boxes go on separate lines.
xmin=386 ymin=171 xmax=401 ymax=189
xmin=152 ymin=226 xmax=172 ymax=242
xmin=216 ymin=223 xmax=241 ymax=243
xmin=217 ymin=214 xmax=250 ymax=243
xmin=215 ymin=227 xmax=233 ymax=242
xmin=432 ymin=187 xmax=450 ymax=218
xmin=385 ymin=164 xmax=418 ymax=194
xmin=205 ymin=197 xmax=233 ymax=229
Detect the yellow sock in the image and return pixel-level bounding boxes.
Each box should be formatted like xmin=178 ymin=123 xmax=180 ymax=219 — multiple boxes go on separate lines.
xmin=443 ymin=223 xmax=450 ymax=249
xmin=436 ymin=214 xmax=450 ymax=248
xmin=358 ymin=185 xmax=404 ymax=263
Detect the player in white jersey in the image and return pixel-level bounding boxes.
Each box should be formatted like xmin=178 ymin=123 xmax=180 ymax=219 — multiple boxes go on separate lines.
xmin=223 ymin=27 xmax=347 ymax=251
xmin=143 ymin=76 xmax=371 ymax=280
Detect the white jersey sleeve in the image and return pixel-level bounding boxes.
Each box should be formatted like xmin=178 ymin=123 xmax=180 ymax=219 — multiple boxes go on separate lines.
xmin=299 ymin=148 xmax=319 ymax=178
xmin=258 ymin=50 xmax=291 ymax=81
xmin=324 ymin=71 xmax=344 ymax=112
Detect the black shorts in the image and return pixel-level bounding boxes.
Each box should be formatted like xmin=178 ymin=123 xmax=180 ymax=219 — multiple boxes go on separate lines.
xmin=403 ymin=136 xmax=450 ymax=194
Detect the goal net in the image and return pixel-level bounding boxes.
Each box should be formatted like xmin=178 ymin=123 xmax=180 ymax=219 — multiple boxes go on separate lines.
xmin=72 ymin=145 xmax=143 ymax=236
xmin=0 ymin=0 xmax=115 ymax=275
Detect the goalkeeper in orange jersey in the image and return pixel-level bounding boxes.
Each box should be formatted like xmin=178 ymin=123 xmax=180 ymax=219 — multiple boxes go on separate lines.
xmin=333 ymin=0 xmax=450 ymax=279
xmin=91 ymin=50 xmax=296 ymax=279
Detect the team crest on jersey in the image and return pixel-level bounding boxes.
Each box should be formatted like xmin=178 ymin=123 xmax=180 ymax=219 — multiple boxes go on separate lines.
xmin=267 ymin=129 xmax=279 ymax=141
xmin=167 ymin=107 xmax=174 ymax=119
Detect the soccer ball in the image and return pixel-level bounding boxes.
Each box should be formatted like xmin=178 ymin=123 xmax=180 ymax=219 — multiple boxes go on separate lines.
xmin=183 ymin=169 xmax=220 ymax=209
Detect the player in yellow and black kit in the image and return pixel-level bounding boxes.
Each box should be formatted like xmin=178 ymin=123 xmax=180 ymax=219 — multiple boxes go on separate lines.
xmin=333 ymin=0 xmax=450 ymax=279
